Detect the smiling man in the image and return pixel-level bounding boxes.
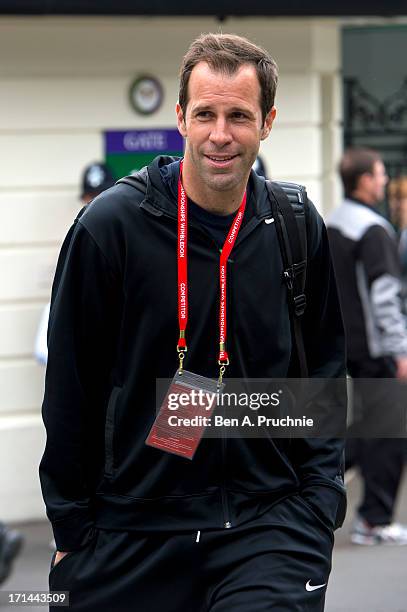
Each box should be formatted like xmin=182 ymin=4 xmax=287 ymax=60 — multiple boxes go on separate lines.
xmin=40 ymin=33 xmax=346 ymax=611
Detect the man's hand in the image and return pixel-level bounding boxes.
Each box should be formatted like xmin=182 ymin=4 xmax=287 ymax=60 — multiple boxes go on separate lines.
xmin=54 ymin=550 xmax=70 ymax=567
xmin=396 ymin=356 xmax=407 ymax=379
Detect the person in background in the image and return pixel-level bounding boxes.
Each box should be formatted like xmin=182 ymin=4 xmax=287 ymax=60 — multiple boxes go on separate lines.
xmin=34 ymin=162 xmax=115 ymax=365
xmin=327 ymin=147 xmax=407 ymax=545
xmin=388 ymin=176 xmax=407 ymax=310
xmin=79 ymin=161 xmax=116 ymax=205
xmin=0 ymin=521 xmax=24 ymax=586
xmin=387 ymin=175 xmax=407 ymax=236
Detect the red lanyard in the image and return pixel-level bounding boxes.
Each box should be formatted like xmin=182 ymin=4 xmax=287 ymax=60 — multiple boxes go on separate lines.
xmin=177 ymin=160 xmax=247 ymax=383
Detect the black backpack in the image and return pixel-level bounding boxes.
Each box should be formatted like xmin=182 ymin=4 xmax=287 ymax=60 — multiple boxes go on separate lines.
xmin=117 ymin=174 xmax=309 ymax=377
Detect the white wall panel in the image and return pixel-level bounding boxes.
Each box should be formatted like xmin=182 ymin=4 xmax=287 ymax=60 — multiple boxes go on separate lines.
xmin=0 ymin=17 xmax=314 ymax=77
xmin=0 ymin=191 xmax=79 ymax=245
xmin=0 ymin=133 xmax=102 ymax=189
xmin=260 ymin=126 xmax=320 ymax=178
xmin=0 ymin=361 xmax=45 ymax=415
xmin=0 ymin=418 xmax=47 ymax=522
xmin=0 ymin=248 xmax=58 ymax=301
xmin=275 ymin=74 xmax=321 ymax=125
xmin=0 ymin=77 xmax=180 ymax=131
xmin=323 ymin=175 xmax=343 ymax=216
xmin=311 ymin=21 xmax=341 ymax=72
xmin=0 ymin=74 xmax=321 ymax=132
xmin=322 ymin=110 xmax=342 ymax=174
xmin=0 ymin=305 xmax=43 ymax=358
xmin=321 ymin=73 xmax=343 ymax=124
xmin=321 ymin=74 xmax=343 ymax=213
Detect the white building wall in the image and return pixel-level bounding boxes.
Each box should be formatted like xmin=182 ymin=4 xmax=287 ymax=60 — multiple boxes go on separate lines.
xmin=0 ymin=16 xmax=342 ymax=522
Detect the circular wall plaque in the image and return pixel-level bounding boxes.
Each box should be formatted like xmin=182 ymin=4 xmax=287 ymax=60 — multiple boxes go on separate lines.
xmin=129 ymin=75 xmax=164 ymax=115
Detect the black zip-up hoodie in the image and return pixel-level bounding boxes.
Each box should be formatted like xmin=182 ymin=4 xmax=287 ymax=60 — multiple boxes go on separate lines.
xmin=39 ymin=156 xmax=346 ymax=552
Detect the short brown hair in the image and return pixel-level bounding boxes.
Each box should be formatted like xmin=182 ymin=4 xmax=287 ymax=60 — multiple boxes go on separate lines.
xmin=178 ymin=33 xmax=278 ymax=125
xmin=339 ymin=147 xmax=382 ymax=197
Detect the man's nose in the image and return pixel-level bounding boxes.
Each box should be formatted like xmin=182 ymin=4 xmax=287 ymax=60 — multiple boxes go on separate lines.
xmin=209 ymin=118 xmax=233 ymax=146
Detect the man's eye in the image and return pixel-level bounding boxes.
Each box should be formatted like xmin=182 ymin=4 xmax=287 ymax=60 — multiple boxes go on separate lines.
xmin=196 ymin=111 xmax=212 ymax=119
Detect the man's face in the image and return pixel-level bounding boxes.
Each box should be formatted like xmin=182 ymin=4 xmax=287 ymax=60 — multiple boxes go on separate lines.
xmin=364 ymin=160 xmax=388 ymax=204
xmin=176 ymin=62 xmax=275 ymax=194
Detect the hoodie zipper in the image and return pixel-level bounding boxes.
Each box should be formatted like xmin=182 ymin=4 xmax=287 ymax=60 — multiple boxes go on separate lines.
xmin=220 ymin=256 xmax=235 ymax=529
xmin=221 ymin=399 xmax=232 ymax=528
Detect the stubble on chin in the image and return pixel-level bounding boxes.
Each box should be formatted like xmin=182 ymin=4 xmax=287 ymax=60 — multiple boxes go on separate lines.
xmin=203 ymin=162 xmax=248 ymax=193
xmin=201 ymin=169 xmax=242 ymax=193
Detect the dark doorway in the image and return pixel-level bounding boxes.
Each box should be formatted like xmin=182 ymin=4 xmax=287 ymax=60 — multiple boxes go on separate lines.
xmin=343 ymin=25 xmax=407 ymax=180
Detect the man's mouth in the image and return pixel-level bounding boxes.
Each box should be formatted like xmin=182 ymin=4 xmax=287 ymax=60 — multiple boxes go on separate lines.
xmin=205 ymin=154 xmax=238 ymax=166
xmin=206 ymin=155 xmax=237 ymax=160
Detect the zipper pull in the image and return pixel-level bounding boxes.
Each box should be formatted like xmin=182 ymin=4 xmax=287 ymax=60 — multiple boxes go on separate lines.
xmin=224 ymin=521 xmax=232 ymax=529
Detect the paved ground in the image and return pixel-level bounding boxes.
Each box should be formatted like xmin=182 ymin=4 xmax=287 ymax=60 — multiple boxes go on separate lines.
xmin=0 ymin=473 xmax=406 ymax=611
xmin=325 ymin=471 xmax=407 ymax=612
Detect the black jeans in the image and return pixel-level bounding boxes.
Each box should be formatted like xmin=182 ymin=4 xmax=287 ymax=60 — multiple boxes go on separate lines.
xmin=346 ymin=357 xmax=406 ymax=525
xmin=49 ymin=494 xmax=334 ymax=612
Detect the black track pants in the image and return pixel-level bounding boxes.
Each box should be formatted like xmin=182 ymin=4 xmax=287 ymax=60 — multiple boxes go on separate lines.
xmin=49 ymin=494 xmax=334 ymax=612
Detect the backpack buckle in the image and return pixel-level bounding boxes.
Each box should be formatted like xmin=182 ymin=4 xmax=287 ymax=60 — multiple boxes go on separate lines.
xmin=293 ymin=294 xmax=307 ymax=316
xmin=283 ymin=269 xmax=293 ymax=290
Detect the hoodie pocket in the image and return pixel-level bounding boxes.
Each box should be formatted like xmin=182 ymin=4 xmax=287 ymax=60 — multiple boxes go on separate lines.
xmin=49 ymin=549 xmax=77 ymax=574
xmin=104 ymin=386 xmax=122 ymax=478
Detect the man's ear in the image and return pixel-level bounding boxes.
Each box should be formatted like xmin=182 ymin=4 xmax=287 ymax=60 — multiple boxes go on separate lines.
xmin=260 ymin=106 xmax=277 ymax=141
xmin=357 ymin=173 xmax=371 ymax=193
xmin=176 ymin=102 xmax=187 ymax=138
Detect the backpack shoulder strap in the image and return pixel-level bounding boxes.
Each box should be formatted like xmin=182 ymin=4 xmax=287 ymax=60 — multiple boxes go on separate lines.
xmin=266 ymin=180 xmax=309 ymax=377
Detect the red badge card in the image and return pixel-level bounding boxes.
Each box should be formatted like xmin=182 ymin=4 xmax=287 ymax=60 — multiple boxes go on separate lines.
xmin=146 ymin=369 xmax=223 ymax=460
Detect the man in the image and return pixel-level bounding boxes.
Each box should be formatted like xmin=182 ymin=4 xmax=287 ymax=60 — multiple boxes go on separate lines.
xmin=40 ymin=33 xmax=346 ymax=611
xmin=327 ymin=147 xmax=407 ymax=545
xmin=34 ymin=161 xmax=115 ymax=366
